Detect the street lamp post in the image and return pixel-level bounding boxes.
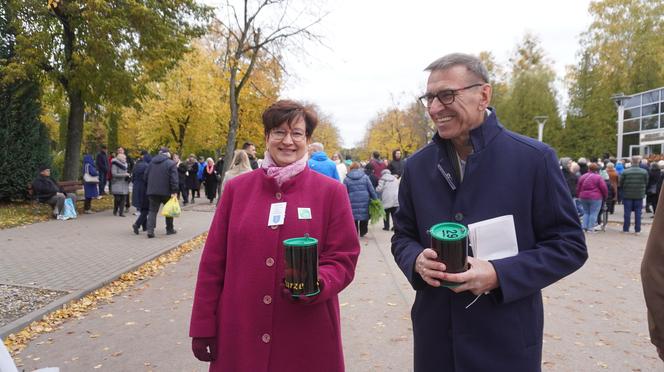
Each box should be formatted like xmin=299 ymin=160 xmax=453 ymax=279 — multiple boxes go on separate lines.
xmin=611 ymin=93 xmax=627 ymax=159
xmin=533 ymin=116 xmax=548 ymax=142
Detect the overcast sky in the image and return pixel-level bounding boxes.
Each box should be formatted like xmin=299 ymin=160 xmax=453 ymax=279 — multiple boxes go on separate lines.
xmin=207 ymin=0 xmax=594 ymax=147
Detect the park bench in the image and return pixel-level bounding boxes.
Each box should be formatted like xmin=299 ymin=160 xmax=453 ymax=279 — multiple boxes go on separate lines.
xmin=27 ymin=180 xmax=84 ymax=214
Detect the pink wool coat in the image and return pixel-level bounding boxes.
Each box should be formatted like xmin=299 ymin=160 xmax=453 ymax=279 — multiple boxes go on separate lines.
xmin=190 ymin=167 xmax=360 ymax=371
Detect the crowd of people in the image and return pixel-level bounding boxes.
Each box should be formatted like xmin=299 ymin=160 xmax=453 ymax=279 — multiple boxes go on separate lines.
xmin=561 ymin=155 xmax=664 ymax=234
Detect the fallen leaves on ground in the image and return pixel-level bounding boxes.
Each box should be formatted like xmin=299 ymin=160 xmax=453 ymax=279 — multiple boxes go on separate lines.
xmin=3 ymin=233 xmax=207 ymax=356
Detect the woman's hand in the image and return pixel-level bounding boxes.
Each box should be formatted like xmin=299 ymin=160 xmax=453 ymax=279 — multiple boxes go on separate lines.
xmin=192 ymin=337 xmax=217 ymax=361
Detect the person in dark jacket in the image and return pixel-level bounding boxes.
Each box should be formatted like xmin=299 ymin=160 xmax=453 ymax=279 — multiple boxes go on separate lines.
xmin=363 ymin=162 xmax=378 ymax=189
xmin=620 ymin=156 xmax=649 ymax=234
xmin=145 ymin=147 xmax=179 ymax=238
xmin=387 ymin=149 xmax=405 ymax=178
xmin=369 ymin=151 xmax=387 ymax=180
xmin=96 ymin=145 xmax=109 ymax=195
xmin=344 ymin=162 xmax=378 ymax=237
xmin=392 ymin=53 xmax=587 ymax=371
xmin=31 ymin=165 xmax=77 ymax=217
xmin=174 ymin=154 xmax=189 ymax=204
xmin=646 ymin=162 xmax=661 ymax=214
xmin=243 ymin=142 xmax=259 ymax=170
xmin=202 ymin=157 xmax=219 ymax=203
xmin=132 ymin=151 xmax=152 ymax=234
xmin=185 ymin=154 xmax=199 ymax=203
xmin=82 ymin=154 xmax=99 ymax=214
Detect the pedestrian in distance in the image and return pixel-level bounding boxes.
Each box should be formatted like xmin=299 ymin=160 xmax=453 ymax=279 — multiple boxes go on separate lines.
xmin=219 ymin=149 xmax=252 ymax=197
xmin=131 ymin=150 xmax=151 ymax=234
xmin=95 ymin=145 xmax=109 ymax=195
xmin=81 ymin=154 xmax=99 ymax=214
xmin=174 ymin=154 xmax=189 ymax=205
xmin=369 ymin=151 xmax=387 ymax=180
xmin=185 ymin=154 xmax=199 ymax=204
xmin=307 ymin=142 xmax=340 ymax=181
xmin=202 ymin=157 xmax=218 ymax=204
xmin=344 ymin=161 xmax=378 ymax=237
xmin=111 ymin=153 xmax=130 ymax=217
xmin=243 ymin=141 xmax=259 ymax=170
xmin=576 ymin=162 xmax=608 ymax=232
xmin=145 ymin=147 xmax=179 ymax=238
xmin=189 ymin=99 xmax=360 ymax=371
xmin=391 ymin=53 xmax=587 ymax=371
xmin=620 ymin=155 xmax=649 ymax=234
xmin=376 ymin=168 xmax=399 ymax=231
xmin=388 ymin=149 xmax=405 ymax=178
xmin=331 ymin=152 xmax=347 ymax=182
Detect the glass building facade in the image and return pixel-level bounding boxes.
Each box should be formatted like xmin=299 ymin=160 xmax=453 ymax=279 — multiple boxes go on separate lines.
xmin=616 ymin=86 xmax=664 ymax=158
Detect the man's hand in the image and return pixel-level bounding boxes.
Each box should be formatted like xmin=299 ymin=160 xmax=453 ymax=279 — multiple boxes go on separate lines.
xmin=443 ymin=256 xmax=498 ymax=295
xmin=192 ymin=337 xmax=217 ymax=362
xmin=56 ymin=192 xmax=65 ymax=197
xmin=171 ymin=193 xmax=177 ymax=198
xmin=415 ymin=249 xmax=447 ymax=287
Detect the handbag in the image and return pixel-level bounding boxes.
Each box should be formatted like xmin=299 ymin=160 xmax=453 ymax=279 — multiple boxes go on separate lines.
xmin=83 ymin=164 xmax=99 ymax=183
xmin=57 ymin=197 xmax=78 ymax=220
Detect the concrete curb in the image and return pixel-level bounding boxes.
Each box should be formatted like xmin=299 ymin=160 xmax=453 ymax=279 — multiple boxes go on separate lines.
xmin=0 ymin=233 xmax=206 ymax=340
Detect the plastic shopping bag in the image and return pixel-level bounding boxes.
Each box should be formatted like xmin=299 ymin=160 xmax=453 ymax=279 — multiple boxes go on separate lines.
xmin=161 ymin=196 xmax=181 ymax=218
xmin=58 ymin=198 xmax=78 ymax=220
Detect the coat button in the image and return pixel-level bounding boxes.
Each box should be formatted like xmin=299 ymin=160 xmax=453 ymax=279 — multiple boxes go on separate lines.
xmin=265 ymin=257 xmax=275 ymax=267
xmin=270 ymin=225 xmax=278 ymax=230
xmin=454 ymin=212 xmax=464 ymax=222
xmin=275 ymin=192 xmax=282 ymax=200
xmin=262 ymin=333 xmax=271 ymax=343
xmin=263 ymin=295 xmax=272 ymax=304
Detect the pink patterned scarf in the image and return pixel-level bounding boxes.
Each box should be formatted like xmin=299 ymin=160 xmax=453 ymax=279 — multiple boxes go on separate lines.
xmin=261 ymin=151 xmax=308 ymax=187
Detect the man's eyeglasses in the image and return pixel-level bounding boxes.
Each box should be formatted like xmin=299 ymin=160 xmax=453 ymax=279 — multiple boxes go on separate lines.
xmin=418 ymin=83 xmax=483 ymax=107
xmin=270 ymin=128 xmax=306 ymax=142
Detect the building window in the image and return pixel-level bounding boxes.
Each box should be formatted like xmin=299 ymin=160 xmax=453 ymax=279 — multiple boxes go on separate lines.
xmin=623 ymin=133 xmax=640 ymax=156
xmin=642 ymin=103 xmax=659 ymax=116
xmin=643 ymin=91 xmax=659 ymax=104
xmin=624 ymin=119 xmax=640 ymax=133
xmin=642 ymin=115 xmax=659 ymax=131
xmin=624 ymin=95 xmax=641 ymax=108
xmin=624 ymin=107 xmax=641 ymax=120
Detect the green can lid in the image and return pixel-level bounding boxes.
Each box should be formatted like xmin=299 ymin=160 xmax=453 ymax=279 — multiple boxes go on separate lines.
xmin=283 ymin=236 xmax=318 ymax=247
xmin=430 ymin=222 xmax=468 ymax=241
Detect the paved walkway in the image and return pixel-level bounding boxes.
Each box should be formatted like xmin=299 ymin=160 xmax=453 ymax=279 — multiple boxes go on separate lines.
xmin=0 ymin=202 xmax=216 ymax=338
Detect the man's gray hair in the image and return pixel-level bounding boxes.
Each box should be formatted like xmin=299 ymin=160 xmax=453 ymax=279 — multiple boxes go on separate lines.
xmin=310 ymin=142 xmax=324 ymax=152
xmin=424 ymin=53 xmax=490 ymax=83
xmin=631 ymin=155 xmax=642 ymax=164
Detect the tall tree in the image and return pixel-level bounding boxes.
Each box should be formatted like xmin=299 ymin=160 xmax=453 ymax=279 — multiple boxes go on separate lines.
xmin=8 ymin=0 xmax=211 ymax=180
xmin=565 ymin=0 xmax=664 ymax=158
xmin=210 ymin=0 xmax=324 ymax=181
xmin=500 ymin=33 xmax=563 ymax=148
xmin=0 ymin=0 xmax=51 ymax=200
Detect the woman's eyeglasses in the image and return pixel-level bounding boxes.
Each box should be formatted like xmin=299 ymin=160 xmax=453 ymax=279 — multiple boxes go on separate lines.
xmin=270 ymin=129 xmax=306 ymax=142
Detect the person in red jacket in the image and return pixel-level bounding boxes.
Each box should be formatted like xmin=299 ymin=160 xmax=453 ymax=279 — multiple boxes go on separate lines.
xmin=189 ymin=100 xmax=360 ymax=371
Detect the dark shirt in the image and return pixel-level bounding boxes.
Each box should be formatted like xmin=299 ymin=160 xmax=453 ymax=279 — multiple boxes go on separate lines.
xmin=32 ymin=175 xmax=63 ymax=202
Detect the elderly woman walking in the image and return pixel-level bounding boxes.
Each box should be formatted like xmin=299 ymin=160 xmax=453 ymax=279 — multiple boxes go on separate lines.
xmin=376 ymin=168 xmax=399 ymax=231
xmin=111 ymin=153 xmax=131 ymax=217
xmin=190 ymin=100 xmax=360 ymax=371
xmin=576 ymin=162 xmax=608 ymax=232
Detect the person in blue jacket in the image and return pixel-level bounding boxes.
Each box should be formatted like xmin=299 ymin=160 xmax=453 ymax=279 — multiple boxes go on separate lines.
xmin=391 ymin=53 xmax=588 ymax=372
xmin=344 ymin=162 xmax=377 ymax=237
xmin=307 ymin=142 xmax=340 ymax=181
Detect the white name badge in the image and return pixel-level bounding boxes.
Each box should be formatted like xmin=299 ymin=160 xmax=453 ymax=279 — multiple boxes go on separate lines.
xmin=268 ymin=202 xmax=287 ymax=226
xmin=298 ymin=208 xmax=312 ymax=220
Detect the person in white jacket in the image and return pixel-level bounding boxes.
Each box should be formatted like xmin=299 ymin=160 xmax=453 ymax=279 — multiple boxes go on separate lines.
xmin=376 ymin=169 xmax=400 ymax=230
xmin=332 ymin=152 xmax=348 ymax=182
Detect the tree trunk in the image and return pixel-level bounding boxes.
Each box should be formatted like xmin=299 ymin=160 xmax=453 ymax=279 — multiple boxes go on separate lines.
xmin=220 ymin=70 xmax=240 ymax=184
xmin=63 ymin=89 xmax=84 ymax=181
xmin=107 ymin=110 xmax=119 ymax=152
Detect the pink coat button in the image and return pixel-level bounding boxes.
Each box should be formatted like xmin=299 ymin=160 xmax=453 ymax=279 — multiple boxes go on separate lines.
xmin=275 ymin=192 xmax=282 ymax=200
xmin=262 ymin=333 xmax=271 ymax=343
xmin=263 ymin=295 xmax=272 ymax=304
xmin=265 ymin=257 xmax=275 ymax=267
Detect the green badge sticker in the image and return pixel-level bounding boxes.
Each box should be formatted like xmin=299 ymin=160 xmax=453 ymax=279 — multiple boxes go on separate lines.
xmin=298 ymin=208 xmax=312 ymax=220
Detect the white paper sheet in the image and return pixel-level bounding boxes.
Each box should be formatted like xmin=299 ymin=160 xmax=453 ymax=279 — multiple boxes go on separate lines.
xmin=468 ymin=215 xmax=519 ymax=261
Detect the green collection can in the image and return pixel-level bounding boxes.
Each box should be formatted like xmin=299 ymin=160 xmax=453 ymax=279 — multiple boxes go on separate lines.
xmin=283 ymin=236 xmax=320 ymax=297
xmin=429 ymin=222 xmax=469 ymax=287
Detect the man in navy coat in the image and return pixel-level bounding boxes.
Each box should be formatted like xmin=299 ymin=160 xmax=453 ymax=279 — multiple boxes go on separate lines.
xmin=391 ymin=53 xmax=588 ymax=371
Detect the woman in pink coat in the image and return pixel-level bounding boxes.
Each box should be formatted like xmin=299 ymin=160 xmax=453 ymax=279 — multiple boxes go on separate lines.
xmin=189 ymin=100 xmax=360 ymax=371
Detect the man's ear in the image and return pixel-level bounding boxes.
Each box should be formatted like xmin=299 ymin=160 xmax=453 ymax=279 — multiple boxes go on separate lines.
xmin=480 ymin=84 xmax=492 ymax=110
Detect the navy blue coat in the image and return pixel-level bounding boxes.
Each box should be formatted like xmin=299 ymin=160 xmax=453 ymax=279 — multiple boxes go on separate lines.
xmin=392 ymin=110 xmax=587 ymax=372
xmin=146 ymin=153 xmax=178 ymax=197
xmin=344 ymin=169 xmax=377 ymax=221
xmin=132 ymin=155 xmax=151 ymax=210
xmin=82 ymin=155 xmax=99 ymax=199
